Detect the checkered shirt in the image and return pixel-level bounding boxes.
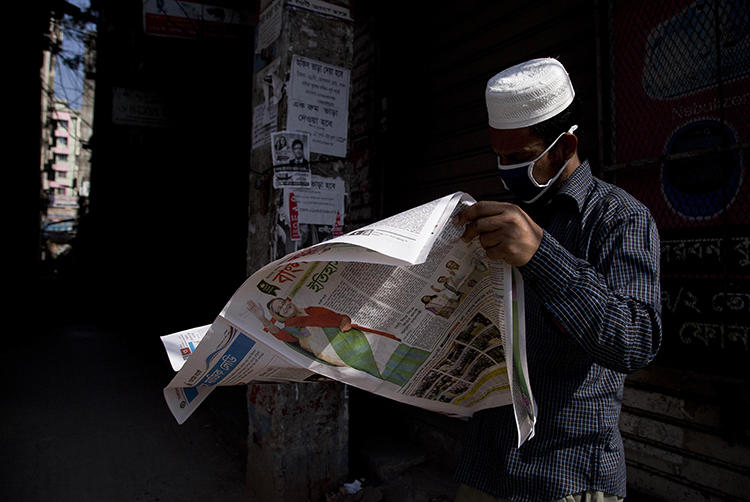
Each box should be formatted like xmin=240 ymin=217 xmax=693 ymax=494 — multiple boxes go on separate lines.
xmin=455 ymin=161 xmax=662 ymax=502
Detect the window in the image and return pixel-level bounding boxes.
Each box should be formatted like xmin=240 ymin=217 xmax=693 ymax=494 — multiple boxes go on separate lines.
xmin=55 ymin=153 xmax=68 ymax=163
xmin=55 ymin=171 xmax=68 ymax=180
xmin=55 ymin=187 xmax=67 ymax=195
xmin=56 ymin=119 xmax=69 ymax=130
xmin=56 ymin=137 xmax=68 ymax=147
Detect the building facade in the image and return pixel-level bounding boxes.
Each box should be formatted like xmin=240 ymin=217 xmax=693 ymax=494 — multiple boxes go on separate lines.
xmin=42 ymin=100 xmax=81 ymax=236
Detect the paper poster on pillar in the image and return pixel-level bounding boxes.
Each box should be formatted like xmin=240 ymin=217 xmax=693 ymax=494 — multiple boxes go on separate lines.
xmin=143 ymin=0 xmax=251 ymax=39
xmin=252 ymin=103 xmax=278 ymax=150
xmin=251 ymin=59 xmax=282 ymax=150
xmin=286 ymin=55 xmax=350 ymax=157
xmin=272 ymin=175 xmax=346 ymax=260
xmin=286 ymin=0 xmax=352 ymax=20
xmin=255 ymin=0 xmax=282 ymax=53
xmin=271 ymin=131 xmax=312 ymax=189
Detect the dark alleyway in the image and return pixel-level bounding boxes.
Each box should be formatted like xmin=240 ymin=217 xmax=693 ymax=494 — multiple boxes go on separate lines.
xmin=1 ymin=277 xmax=250 ymax=502
xmin=1 ymin=274 xmax=462 ymax=502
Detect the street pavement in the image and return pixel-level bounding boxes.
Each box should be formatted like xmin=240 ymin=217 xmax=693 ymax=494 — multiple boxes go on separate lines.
xmin=1 ymin=294 xmax=249 ymax=502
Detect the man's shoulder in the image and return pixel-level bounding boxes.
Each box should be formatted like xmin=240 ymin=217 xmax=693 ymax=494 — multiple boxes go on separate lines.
xmin=588 ymin=174 xmax=653 ymax=221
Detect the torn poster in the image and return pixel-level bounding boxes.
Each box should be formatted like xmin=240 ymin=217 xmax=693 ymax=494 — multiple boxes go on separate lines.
xmin=273 ymin=175 xmax=345 ymax=258
xmin=255 ymin=0 xmax=282 ymax=53
xmin=251 ymin=59 xmax=282 ymax=150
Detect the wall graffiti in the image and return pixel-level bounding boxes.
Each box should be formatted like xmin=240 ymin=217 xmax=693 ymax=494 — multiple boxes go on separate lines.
xmin=678 ymin=322 xmax=749 ymax=352
xmin=662 ymin=274 xmax=750 ymax=357
xmin=661 ymin=237 xmax=750 ymax=272
xmin=711 ymin=292 xmax=750 ymax=313
xmin=663 ymin=284 xmax=749 ymax=312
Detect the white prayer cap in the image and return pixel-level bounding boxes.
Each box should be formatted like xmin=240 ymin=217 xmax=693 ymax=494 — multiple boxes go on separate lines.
xmin=485 ymin=58 xmax=575 ymax=129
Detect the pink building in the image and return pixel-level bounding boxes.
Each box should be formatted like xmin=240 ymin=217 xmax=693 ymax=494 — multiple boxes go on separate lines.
xmin=42 ymin=101 xmax=81 ymax=233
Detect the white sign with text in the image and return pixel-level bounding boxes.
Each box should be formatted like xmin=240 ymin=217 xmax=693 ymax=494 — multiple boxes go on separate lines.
xmin=286 ymin=55 xmax=350 ymax=157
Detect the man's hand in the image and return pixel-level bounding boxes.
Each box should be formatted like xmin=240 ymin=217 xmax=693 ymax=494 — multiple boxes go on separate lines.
xmin=246 ymin=300 xmax=265 ymax=318
xmin=339 ymin=315 xmax=352 ymax=332
xmin=247 ymin=300 xmax=281 ymax=334
xmin=455 ymin=201 xmax=543 ymax=266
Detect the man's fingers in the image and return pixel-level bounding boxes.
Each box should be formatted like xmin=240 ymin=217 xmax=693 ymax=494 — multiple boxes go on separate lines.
xmin=477 ymin=229 xmax=508 ymax=249
xmin=457 ymin=201 xmax=541 ymax=266
xmin=462 ymin=220 xmax=479 ymax=241
xmin=455 ymin=201 xmax=511 ymax=226
xmin=461 ymin=213 xmax=512 ymax=241
xmin=484 ymin=245 xmax=509 ymax=262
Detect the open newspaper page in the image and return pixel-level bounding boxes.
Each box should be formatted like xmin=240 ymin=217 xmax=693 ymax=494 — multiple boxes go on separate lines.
xmin=162 ymin=192 xmax=537 ymax=445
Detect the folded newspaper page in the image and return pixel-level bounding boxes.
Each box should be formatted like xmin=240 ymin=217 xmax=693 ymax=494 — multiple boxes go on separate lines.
xmin=162 ymin=192 xmax=538 ymax=446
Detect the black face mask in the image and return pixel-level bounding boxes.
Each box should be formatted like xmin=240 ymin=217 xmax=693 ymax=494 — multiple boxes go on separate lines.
xmin=497 ymin=125 xmax=577 ymax=204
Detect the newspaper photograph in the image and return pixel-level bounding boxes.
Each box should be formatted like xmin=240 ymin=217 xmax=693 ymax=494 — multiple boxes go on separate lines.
xmin=162 ymin=192 xmax=537 ymax=445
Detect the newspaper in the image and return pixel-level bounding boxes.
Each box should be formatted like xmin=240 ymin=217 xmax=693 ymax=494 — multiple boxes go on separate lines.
xmin=161 ymin=192 xmax=538 ymax=446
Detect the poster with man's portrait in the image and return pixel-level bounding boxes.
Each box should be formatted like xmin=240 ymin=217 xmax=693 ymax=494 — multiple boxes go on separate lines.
xmin=271 ymin=131 xmax=310 ymax=166
xmin=271 ymin=131 xmax=311 ymax=189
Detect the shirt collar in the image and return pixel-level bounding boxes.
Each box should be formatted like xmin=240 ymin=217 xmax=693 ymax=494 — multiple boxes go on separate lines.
xmin=551 ymin=160 xmax=593 ymax=213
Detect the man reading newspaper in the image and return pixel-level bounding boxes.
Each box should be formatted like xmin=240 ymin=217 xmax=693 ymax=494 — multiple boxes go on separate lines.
xmin=452 ymin=58 xmax=662 ymax=502
xmin=160 ymin=57 xmax=661 ymax=502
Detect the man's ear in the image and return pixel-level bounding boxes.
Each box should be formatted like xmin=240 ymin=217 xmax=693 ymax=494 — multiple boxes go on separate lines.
xmin=560 ymin=132 xmax=578 ymax=161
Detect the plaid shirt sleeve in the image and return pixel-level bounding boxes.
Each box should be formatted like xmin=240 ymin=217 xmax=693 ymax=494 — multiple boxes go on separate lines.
xmin=520 ymin=203 xmax=662 ymax=374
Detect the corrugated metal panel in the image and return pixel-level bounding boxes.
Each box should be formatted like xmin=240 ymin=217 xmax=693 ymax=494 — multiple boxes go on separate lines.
xmin=605 ymin=1 xmax=750 ymax=499
xmin=623 ymin=367 xmax=750 ymax=501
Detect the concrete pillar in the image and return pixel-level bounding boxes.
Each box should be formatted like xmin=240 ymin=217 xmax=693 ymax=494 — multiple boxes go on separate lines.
xmin=247 ymin=0 xmax=355 ymax=273
xmin=246 ymin=1 xmax=356 ymax=499
xmin=246 ymin=382 xmax=348 ymax=501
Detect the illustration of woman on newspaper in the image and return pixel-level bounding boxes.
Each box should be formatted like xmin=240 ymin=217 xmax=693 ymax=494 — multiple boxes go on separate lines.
xmin=246 ymin=299 xmax=428 ymax=386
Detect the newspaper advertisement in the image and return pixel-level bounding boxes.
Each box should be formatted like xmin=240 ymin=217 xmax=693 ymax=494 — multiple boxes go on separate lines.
xmin=162 ymin=192 xmax=537 ymax=445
